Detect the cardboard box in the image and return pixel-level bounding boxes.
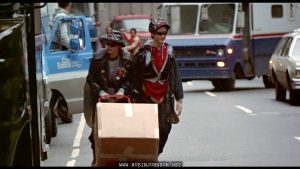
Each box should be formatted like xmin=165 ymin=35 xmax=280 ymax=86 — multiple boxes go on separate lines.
xmin=94 ymin=102 xmax=159 ymax=167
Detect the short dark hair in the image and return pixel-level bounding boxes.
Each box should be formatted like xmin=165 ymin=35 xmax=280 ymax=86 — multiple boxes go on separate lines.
xmin=130 ymin=28 xmax=137 ymax=34
xmin=58 ymin=3 xmax=71 ymax=9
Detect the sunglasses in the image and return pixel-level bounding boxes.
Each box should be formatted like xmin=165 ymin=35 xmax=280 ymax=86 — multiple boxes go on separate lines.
xmin=155 ymin=31 xmax=168 ymax=36
xmin=106 ymin=43 xmax=118 ymax=47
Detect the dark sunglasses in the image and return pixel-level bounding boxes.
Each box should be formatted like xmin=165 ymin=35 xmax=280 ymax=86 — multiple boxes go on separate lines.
xmin=106 ymin=43 xmax=118 ymax=47
xmin=155 ymin=31 xmax=168 ymax=36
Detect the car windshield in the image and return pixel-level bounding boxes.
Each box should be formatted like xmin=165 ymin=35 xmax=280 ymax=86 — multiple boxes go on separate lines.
xmin=122 ymin=19 xmax=150 ymax=32
xmin=291 ymin=38 xmax=300 ymax=59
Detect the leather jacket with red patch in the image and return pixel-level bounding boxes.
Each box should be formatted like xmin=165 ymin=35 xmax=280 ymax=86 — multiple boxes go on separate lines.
xmin=86 ymin=48 xmax=133 ymax=96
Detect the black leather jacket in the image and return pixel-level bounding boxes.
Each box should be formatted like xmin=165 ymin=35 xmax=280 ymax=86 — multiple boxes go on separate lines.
xmin=131 ymin=42 xmax=183 ymax=101
xmin=86 ymin=48 xmax=133 ymax=96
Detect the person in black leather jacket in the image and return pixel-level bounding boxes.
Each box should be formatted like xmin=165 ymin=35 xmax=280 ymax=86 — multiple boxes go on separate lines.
xmin=130 ymin=18 xmax=184 ymax=156
xmin=84 ymin=30 xmax=133 ymax=166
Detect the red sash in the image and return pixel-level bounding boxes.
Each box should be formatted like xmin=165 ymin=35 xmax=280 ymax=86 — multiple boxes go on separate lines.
xmin=143 ymin=44 xmax=169 ymax=103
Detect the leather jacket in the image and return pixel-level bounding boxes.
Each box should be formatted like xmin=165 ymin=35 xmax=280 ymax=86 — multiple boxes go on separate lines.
xmin=131 ymin=41 xmax=184 ymax=101
xmin=86 ymin=48 xmax=133 ymax=96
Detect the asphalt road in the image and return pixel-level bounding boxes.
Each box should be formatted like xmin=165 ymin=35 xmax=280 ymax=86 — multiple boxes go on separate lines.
xmin=43 ymin=78 xmax=300 ymax=167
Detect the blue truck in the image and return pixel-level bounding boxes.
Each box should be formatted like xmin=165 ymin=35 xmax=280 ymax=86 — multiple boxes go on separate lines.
xmin=158 ymin=3 xmax=300 ymax=90
xmin=41 ymin=7 xmax=95 ymax=144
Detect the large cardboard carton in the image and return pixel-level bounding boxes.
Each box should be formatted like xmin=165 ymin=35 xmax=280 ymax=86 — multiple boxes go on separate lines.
xmin=94 ymin=102 xmax=159 ymax=167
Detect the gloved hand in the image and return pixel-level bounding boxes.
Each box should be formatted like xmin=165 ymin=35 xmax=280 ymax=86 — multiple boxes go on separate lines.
xmin=167 ymin=98 xmax=182 ymax=124
xmin=99 ymin=90 xmax=109 ymax=100
xmin=175 ymin=99 xmax=183 ymax=116
xmin=115 ymin=88 xmax=124 ymax=100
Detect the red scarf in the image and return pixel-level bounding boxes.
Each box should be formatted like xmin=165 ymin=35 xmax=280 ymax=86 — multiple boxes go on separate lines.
xmin=143 ymin=43 xmax=168 ymax=103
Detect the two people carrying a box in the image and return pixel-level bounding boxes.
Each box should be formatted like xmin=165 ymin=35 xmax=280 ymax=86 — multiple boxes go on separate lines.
xmin=84 ymin=18 xmax=184 ymax=166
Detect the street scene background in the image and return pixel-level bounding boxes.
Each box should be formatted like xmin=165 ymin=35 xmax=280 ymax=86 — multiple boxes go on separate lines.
xmin=43 ymin=78 xmax=300 ymax=167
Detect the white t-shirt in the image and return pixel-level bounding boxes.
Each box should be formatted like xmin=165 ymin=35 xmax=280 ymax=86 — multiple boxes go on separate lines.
xmin=52 ymin=8 xmax=71 ymax=49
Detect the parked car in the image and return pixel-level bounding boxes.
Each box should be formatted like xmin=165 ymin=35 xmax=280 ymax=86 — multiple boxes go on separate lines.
xmin=269 ymin=29 xmax=300 ymax=105
xmin=110 ymin=14 xmax=152 ymax=44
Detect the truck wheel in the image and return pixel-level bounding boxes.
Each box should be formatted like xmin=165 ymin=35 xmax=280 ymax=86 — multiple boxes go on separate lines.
xmin=55 ymin=96 xmax=72 ymax=123
xmin=212 ymin=79 xmax=235 ymax=91
xmin=222 ymin=78 xmax=235 ymax=91
xmin=263 ymin=75 xmax=274 ymax=88
xmin=275 ymin=78 xmax=286 ymax=101
xmin=44 ymin=111 xmax=52 ymax=144
xmin=212 ymin=79 xmax=223 ymax=91
xmin=213 ymin=72 xmax=236 ymax=91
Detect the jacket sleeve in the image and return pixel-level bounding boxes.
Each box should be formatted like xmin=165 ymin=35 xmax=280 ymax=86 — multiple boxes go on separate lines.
xmin=59 ymin=22 xmax=70 ymax=48
xmin=171 ymin=52 xmax=184 ymax=101
xmin=53 ymin=13 xmax=70 ymax=49
xmin=86 ymin=58 xmax=102 ymax=94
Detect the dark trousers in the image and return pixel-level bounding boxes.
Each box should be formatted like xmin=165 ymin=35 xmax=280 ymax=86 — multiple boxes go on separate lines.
xmin=138 ymin=95 xmax=172 ymax=155
xmin=158 ymin=102 xmax=172 ymax=155
xmin=88 ymin=130 xmax=95 ymax=164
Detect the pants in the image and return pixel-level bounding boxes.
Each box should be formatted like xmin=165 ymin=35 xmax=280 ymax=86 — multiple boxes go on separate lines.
xmin=158 ymin=102 xmax=172 ymax=155
xmin=138 ymin=95 xmax=172 ymax=155
xmin=89 ymin=130 xmax=96 ymax=165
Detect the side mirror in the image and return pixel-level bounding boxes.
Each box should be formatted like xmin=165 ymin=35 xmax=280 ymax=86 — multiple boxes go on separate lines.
xmin=237 ymin=11 xmax=245 ymax=28
xmin=87 ymin=18 xmax=97 ymax=38
xmin=70 ymin=38 xmax=80 ymax=51
xmin=69 ymin=21 xmax=81 ymax=51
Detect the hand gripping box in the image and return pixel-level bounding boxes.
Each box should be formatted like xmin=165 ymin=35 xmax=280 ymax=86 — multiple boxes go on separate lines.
xmin=94 ymin=102 xmax=159 ymax=167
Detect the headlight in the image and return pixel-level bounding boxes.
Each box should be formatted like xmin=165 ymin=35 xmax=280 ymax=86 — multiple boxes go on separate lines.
xmin=217 ymin=49 xmax=224 ymax=56
xmin=227 ymin=48 xmax=233 ymax=55
xmin=217 ymin=61 xmax=225 ymax=67
xmin=269 ymin=60 xmax=273 ymax=64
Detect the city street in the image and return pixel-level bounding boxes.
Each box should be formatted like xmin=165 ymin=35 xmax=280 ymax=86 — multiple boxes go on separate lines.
xmin=3 ymin=2 xmax=300 ymax=167
xmin=43 ymin=78 xmax=300 ymax=167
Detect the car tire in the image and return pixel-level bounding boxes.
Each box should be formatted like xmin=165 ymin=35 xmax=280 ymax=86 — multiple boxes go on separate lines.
xmin=289 ymin=89 xmax=300 ymax=106
xmin=275 ymin=78 xmax=286 ymax=101
xmin=263 ymin=75 xmax=274 ymax=88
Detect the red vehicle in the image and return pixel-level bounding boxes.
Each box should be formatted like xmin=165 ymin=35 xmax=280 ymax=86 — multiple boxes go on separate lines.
xmin=110 ymin=14 xmax=152 ymax=44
